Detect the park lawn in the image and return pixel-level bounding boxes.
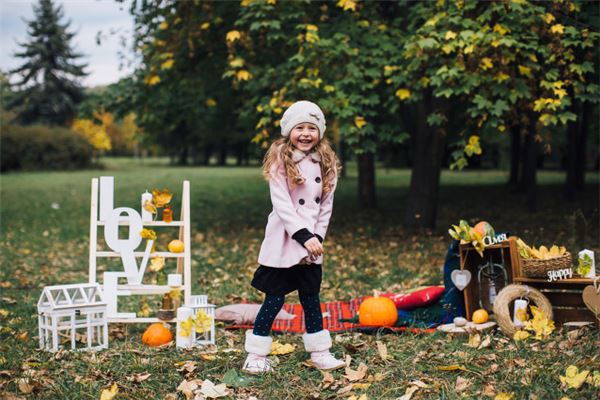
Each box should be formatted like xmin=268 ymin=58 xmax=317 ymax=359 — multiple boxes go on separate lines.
xmin=0 ymin=159 xmax=599 ymax=399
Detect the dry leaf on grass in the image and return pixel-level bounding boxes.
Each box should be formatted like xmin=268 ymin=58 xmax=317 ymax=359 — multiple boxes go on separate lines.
xmin=348 ymin=394 xmax=368 ymax=400
xmin=455 ymin=376 xmax=472 ymax=393
xmin=177 ymin=379 xmax=202 ymax=400
xmin=127 ymin=372 xmax=151 ymax=383
xmin=495 ymin=393 xmax=514 ymax=400
xmin=560 ymin=365 xmax=589 ymax=389
xmin=376 ymin=340 xmax=390 ymax=361
xmin=345 ymin=362 xmax=368 ymax=382
xmin=479 ymin=335 xmax=492 ymax=349
xmin=199 ymin=379 xmax=228 ymax=398
xmin=337 ymin=383 xmax=354 ymax=395
xmin=17 ymin=378 xmax=33 ymax=394
xmin=436 ymin=365 xmax=467 ymax=372
xmin=99 ymin=383 xmax=118 ymax=400
xmin=270 ymin=341 xmax=295 ymax=355
xmin=397 ymin=381 xmax=428 ymax=400
xmin=466 ymin=333 xmax=481 ymax=348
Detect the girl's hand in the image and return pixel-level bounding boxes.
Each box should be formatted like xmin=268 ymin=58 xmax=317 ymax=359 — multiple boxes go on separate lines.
xmin=304 ymin=237 xmax=323 ymax=259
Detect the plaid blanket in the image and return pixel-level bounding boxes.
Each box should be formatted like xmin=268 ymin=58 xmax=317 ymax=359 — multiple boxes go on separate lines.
xmin=224 ymin=297 xmax=436 ymax=334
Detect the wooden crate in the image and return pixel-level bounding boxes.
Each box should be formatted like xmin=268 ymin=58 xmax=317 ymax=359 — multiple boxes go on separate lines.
xmin=459 ymin=239 xmax=520 ymax=320
xmin=512 ymin=253 xmax=599 ymax=326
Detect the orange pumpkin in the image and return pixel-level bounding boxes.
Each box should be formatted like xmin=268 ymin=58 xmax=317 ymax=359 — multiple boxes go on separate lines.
xmin=142 ymin=323 xmax=173 ymax=346
xmin=358 ymin=296 xmax=398 ymax=326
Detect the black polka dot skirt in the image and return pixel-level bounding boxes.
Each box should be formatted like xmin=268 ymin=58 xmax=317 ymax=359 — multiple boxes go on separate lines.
xmin=251 ymin=263 xmax=322 ymax=296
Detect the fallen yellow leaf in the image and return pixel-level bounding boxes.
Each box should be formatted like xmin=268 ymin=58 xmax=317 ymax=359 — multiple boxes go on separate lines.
xmin=560 ymin=365 xmax=589 ymax=389
xmin=270 ymin=341 xmax=295 ymax=355
xmin=100 ymin=383 xmax=118 ymax=400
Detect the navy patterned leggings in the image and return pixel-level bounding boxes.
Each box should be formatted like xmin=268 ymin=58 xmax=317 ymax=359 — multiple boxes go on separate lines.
xmin=253 ymin=292 xmax=323 ymax=336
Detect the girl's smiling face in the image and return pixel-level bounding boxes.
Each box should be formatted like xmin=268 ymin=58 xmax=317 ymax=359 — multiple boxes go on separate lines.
xmin=290 ymin=122 xmax=319 ymax=152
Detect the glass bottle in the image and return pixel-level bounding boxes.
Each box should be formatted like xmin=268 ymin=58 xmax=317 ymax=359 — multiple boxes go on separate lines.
xmin=163 ymin=204 xmax=173 ymax=223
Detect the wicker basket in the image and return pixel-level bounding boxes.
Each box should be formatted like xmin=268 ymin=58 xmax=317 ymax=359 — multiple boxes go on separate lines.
xmin=520 ymin=252 xmax=573 ymax=278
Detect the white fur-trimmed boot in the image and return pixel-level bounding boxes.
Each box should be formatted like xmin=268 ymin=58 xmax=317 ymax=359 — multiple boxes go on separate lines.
xmin=242 ymin=330 xmax=273 ymax=375
xmin=302 ymin=329 xmax=345 ymax=371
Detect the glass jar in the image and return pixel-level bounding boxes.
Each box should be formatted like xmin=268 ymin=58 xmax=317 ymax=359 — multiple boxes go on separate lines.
xmin=163 ymin=204 xmax=173 ymax=223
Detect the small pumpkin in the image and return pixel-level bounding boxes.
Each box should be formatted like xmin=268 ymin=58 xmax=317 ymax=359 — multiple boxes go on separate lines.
xmin=142 ymin=323 xmax=173 ymax=346
xmin=358 ymin=296 xmax=398 ymax=326
xmin=168 ymin=239 xmax=185 ymax=253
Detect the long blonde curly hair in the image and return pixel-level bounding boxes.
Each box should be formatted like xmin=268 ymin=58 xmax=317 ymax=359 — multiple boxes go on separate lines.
xmin=262 ymin=137 xmax=342 ymax=193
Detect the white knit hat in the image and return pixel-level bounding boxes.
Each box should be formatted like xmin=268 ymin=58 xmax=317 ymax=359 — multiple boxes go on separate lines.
xmin=280 ymin=100 xmax=326 ymax=139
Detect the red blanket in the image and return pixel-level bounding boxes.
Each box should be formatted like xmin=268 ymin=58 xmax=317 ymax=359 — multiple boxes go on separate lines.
xmin=224 ymin=298 xmax=436 ymax=334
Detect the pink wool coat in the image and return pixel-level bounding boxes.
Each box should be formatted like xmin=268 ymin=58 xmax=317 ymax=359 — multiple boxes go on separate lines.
xmin=257 ymin=150 xmax=337 ymax=269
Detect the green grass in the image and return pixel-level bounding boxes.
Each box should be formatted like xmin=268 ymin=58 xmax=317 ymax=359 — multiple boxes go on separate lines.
xmin=1 ymin=159 xmax=599 ymax=399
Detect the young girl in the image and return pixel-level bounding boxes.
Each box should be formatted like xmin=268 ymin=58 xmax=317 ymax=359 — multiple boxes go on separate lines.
xmin=242 ymin=100 xmax=345 ymax=374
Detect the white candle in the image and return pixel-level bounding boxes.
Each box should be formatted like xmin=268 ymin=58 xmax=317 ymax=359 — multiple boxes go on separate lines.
xmin=579 ymin=250 xmax=596 ymax=278
xmin=99 ymin=176 xmax=114 ymax=221
xmin=176 ymin=307 xmax=194 ymax=349
xmin=168 ymin=274 xmax=182 ymax=287
xmin=141 ymin=190 xmax=153 ymax=222
xmin=513 ymin=299 xmax=528 ymax=327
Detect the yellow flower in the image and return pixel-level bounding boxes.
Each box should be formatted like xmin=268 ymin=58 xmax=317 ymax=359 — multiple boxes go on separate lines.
xmin=193 ymin=310 xmax=213 ymax=333
xmin=169 ymin=288 xmax=182 ymax=300
xmin=395 ymin=88 xmax=411 ymax=100
xmin=140 ymin=229 xmax=157 ymax=241
xmin=206 ymin=98 xmax=217 ymax=107
xmin=152 ymin=188 xmax=173 ymax=208
xmin=180 ymin=316 xmax=194 ymax=338
xmin=200 ymin=22 xmax=210 ymax=30
xmin=464 ymin=44 xmax=475 ymax=54
xmin=354 ymin=116 xmax=366 ymax=129
xmin=226 ymin=30 xmax=241 ymax=43
xmin=159 ymin=21 xmax=169 ymax=30
xmin=143 ymin=200 xmax=157 ymax=215
xmin=149 ymin=256 xmax=165 ymax=272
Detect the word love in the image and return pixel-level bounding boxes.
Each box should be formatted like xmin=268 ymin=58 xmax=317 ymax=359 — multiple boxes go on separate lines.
xmin=547 ymin=268 xmax=573 ymax=282
xmin=483 ymin=233 xmax=508 ymax=246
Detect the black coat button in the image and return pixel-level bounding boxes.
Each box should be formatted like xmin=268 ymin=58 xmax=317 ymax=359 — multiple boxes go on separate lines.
xmin=315 ymin=197 xmax=320 ymax=204
xmin=315 ymin=177 xmax=321 ymax=183
xmin=299 ymin=199 xmax=305 ymax=205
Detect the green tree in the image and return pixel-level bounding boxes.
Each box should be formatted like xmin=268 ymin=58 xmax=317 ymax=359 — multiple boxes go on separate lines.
xmin=8 ymin=0 xmax=88 ymax=125
xmin=386 ymin=0 xmax=598 ymax=227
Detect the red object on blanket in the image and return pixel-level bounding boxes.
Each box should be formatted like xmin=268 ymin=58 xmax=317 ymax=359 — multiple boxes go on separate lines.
xmin=381 ymin=286 xmax=445 ymax=310
xmin=223 ymin=297 xmax=437 ymax=335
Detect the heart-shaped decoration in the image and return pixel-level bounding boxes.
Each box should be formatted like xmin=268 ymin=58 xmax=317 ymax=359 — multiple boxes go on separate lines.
xmin=582 ymin=285 xmax=600 ymax=318
xmin=451 ymin=270 xmax=472 ymax=291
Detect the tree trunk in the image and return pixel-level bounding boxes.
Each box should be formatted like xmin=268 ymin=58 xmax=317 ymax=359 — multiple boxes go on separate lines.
xmin=522 ymin=130 xmax=539 ymax=212
xmin=202 ymin=145 xmax=212 ymax=166
xmin=218 ymin=143 xmax=227 ymax=166
xmin=575 ymin=101 xmax=590 ymax=190
xmin=178 ymin=146 xmax=188 ymax=166
xmin=565 ymin=101 xmax=580 ymax=201
xmin=403 ymin=98 xmax=446 ymax=230
xmin=357 ymin=152 xmax=376 ymax=208
xmin=508 ymin=124 xmax=522 ymax=190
